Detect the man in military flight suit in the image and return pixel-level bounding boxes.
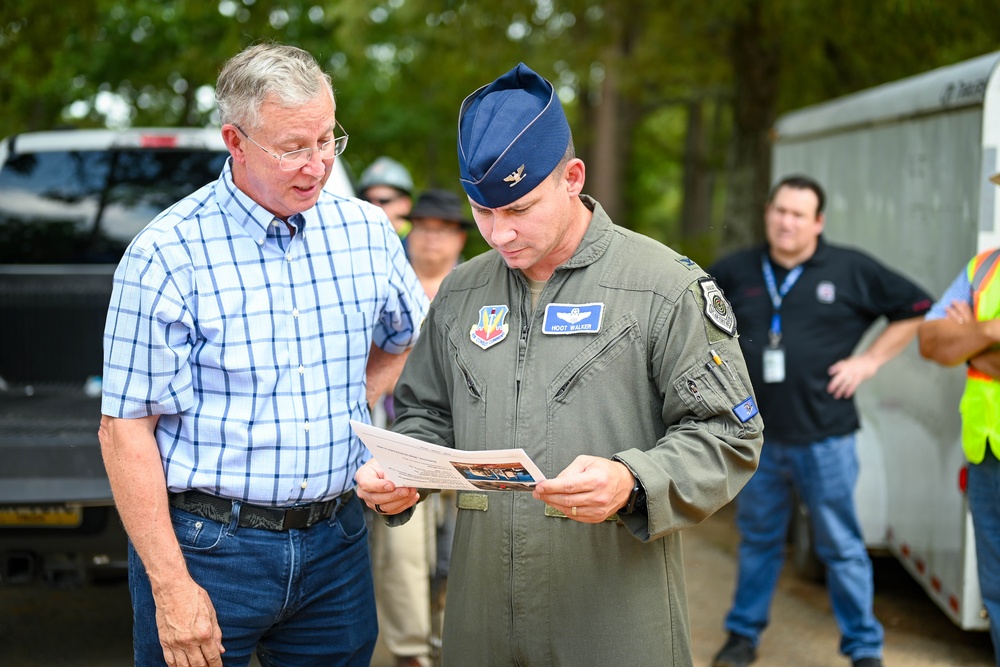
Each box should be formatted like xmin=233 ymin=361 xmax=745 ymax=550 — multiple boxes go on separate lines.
xmin=355 ymin=62 xmax=764 ymax=666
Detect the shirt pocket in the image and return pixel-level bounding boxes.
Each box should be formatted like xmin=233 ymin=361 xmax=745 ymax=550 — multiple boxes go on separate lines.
xmin=549 ymin=314 xmax=642 ymax=407
xmin=451 ymin=347 xmax=487 ymax=451
xmin=674 ymin=363 xmax=760 ymax=438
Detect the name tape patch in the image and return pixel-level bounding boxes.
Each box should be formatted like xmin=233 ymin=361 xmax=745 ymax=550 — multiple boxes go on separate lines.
xmin=542 ymin=303 xmax=605 ymax=335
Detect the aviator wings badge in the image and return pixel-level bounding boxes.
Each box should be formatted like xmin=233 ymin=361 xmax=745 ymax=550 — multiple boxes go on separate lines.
xmin=504 ymin=164 xmax=526 ymax=187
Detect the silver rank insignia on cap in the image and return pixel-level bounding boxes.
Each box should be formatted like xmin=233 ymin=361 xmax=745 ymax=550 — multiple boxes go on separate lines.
xmin=699 ymin=277 xmax=737 ymax=337
xmin=504 ymin=164 xmax=526 ymax=187
xmin=470 ymin=305 xmax=510 ymax=350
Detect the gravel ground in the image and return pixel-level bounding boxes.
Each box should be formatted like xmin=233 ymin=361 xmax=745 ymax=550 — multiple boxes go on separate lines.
xmin=375 ymin=501 xmax=995 ymax=667
xmin=0 ymin=502 xmax=990 ymax=666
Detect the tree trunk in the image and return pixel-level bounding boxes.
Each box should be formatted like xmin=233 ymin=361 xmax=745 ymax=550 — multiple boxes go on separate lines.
xmin=681 ymin=97 xmax=713 ymax=239
xmin=720 ymin=1 xmax=781 ymax=255
xmin=588 ymin=45 xmax=624 ymax=223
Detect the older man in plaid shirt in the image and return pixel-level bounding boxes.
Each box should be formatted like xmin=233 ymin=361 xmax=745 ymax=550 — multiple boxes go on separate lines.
xmin=99 ymin=43 xmax=427 ymax=667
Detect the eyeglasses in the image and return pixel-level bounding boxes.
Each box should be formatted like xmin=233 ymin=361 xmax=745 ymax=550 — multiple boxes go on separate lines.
xmin=366 ymin=195 xmax=403 ymax=206
xmin=235 ymin=122 xmax=349 ymax=171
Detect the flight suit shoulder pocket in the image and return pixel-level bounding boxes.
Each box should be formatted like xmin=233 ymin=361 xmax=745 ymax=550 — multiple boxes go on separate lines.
xmin=673 ymin=362 xmax=759 ymax=434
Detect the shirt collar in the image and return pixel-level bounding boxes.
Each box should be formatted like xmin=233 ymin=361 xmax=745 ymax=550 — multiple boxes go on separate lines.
xmin=214 ymin=158 xmax=307 ymax=245
xmin=557 ymin=194 xmax=614 ymax=270
xmin=763 ymin=234 xmax=829 ymax=269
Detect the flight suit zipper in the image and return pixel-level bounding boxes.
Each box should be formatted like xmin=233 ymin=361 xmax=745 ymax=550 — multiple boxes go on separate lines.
xmin=688 ymin=379 xmax=704 ymax=403
xmin=510 ymin=291 xmax=531 ymax=653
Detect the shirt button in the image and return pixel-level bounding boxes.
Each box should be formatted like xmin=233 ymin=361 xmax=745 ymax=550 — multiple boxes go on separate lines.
xmin=286 ymin=253 xmax=293 ymax=262
xmin=272 ymin=220 xmax=281 ymax=227
xmin=298 ymin=365 xmax=305 ymax=375
xmin=292 ymin=309 xmax=300 ymax=318
xmin=304 ymin=421 xmax=310 ymax=431
xmin=257 ymin=238 xmax=264 ymax=246
xmin=300 ymin=480 xmax=308 ymax=489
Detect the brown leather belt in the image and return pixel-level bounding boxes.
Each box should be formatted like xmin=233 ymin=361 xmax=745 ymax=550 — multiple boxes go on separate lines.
xmin=168 ymin=489 xmax=355 ymax=531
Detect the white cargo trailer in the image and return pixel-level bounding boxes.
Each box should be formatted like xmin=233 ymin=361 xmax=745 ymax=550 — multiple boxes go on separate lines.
xmin=771 ymin=51 xmax=1000 ymax=631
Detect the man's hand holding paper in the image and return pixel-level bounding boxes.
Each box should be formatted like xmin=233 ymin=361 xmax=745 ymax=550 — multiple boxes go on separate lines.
xmin=355 ymin=459 xmax=421 ymax=516
xmin=350 ymin=421 xmax=546 ymax=506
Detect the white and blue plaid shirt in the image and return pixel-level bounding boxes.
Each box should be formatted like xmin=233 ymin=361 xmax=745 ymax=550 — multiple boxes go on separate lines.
xmin=102 ymin=160 xmax=428 ymax=505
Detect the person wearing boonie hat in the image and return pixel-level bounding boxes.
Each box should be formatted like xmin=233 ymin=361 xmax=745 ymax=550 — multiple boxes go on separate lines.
xmin=355 ymin=62 xmax=763 ymax=666
xmin=919 ymin=168 xmax=1000 ymax=667
xmin=401 ymin=186 xmax=473 ymax=642
xmin=404 ymin=189 xmax=473 ymax=299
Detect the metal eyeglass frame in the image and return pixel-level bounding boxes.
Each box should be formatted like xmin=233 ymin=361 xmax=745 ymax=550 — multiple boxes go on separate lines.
xmin=234 ymin=122 xmax=349 ymax=171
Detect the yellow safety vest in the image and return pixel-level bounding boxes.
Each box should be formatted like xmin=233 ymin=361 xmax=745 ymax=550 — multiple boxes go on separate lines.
xmin=960 ymin=248 xmax=1000 ymax=463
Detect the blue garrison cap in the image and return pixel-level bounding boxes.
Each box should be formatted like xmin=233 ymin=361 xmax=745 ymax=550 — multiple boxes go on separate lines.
xmin=457 ymin=63 xmax=571 ymax=208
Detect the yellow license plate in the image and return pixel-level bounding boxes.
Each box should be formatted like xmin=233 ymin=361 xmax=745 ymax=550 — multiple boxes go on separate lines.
xmin=0 ymin=505 xmax=84 ymax=527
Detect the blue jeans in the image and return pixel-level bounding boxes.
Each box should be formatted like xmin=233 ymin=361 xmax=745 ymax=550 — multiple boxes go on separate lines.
xmin=967 ymin=454 xmax=1000 ymax=667
xmin=725 ymin=433 xmax=884 ymax=660
xmin=129 ymin=492 xmax=377 ymax=666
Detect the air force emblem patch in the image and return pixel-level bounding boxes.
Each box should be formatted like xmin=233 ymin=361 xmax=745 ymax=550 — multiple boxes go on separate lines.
xmin=542 ymin=303 xmax=604 ymax=335
xmin=699 ymin=278 xmax=737 ymax=337
xmin=470 ymin=305 xmax=510 ymax=350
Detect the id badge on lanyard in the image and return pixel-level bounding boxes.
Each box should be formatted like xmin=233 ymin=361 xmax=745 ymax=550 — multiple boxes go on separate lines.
xmin=763 ymin=346 xmax=786 ymax=383
xmin=761 ymin=256 xmax=802 ymax=384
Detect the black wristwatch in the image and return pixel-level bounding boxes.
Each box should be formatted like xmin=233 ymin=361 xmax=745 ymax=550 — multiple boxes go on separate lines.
xmin=621 ymin=478 xmax=647 ymax=515
xmin=613 ymin=456 xmax=647 ymax=515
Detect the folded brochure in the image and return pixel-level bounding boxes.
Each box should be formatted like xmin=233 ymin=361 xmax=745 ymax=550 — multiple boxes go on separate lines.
xmin=350 ymin=420 xmax=547 ymax=491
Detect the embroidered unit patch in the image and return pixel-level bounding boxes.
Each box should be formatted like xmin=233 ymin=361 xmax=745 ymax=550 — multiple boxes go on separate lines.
xmin=542 ymin=303 xmax=605 ymax=335
xmin=699 ymin=277 xmax=737 ymax=337
xmin=470 ymin=305 xmax=510 ymax=350
xmin=733 ymin=396 xmax=759 ymax=423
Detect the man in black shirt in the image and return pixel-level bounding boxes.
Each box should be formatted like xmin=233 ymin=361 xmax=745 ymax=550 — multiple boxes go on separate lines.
xmin=708 ymin=175 xmax=932 ymax=667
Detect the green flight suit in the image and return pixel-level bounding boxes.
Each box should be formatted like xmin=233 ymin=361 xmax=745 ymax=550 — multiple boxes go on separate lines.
xmin=390 ymin=197 xmax=763 ymax=666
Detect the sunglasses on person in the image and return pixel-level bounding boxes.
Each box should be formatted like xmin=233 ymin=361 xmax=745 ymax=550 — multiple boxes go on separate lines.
xmin=366 ymin=194 xmax=405 ymax=206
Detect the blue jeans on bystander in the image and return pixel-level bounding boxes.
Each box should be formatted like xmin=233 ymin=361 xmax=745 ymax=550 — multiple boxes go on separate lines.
xmin=966 ymin=453 xmax=1000 ymax=667
xmin=129 ymin=492 xmax=377 ymax=666
xmin=724 ymin=433 xmax=884 ymax=661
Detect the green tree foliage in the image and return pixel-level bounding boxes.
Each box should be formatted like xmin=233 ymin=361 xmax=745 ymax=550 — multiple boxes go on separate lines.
xmin=2 ymin=1 xmax=998 ymax=264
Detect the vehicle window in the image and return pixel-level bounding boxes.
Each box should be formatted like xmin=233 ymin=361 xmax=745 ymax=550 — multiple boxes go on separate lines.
xmin=0 ymin=149 xmax=228 ymax=264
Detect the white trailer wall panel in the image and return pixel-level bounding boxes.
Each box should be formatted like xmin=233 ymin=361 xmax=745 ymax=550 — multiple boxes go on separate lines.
xmin=771 ymin=52 xmax=1000 ymax=630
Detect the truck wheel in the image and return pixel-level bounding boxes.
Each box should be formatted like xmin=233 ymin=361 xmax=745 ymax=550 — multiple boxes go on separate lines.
xmin=789 ymin=495 xmax=825 ymax=583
